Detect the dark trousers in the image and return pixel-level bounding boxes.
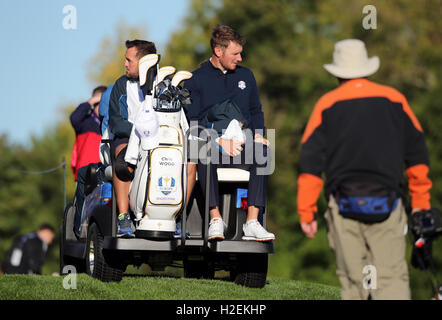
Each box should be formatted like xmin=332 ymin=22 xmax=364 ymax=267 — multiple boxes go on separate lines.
xmin=73 ymin=165 xmax=88 ymax=236
xmin=197 ymin=142 xmax=270 ymax=209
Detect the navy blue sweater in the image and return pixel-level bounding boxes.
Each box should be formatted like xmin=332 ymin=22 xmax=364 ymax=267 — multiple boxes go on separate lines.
xmin=109 ymin=75 xmax=132 ymax=139
xmin=184 ymin=60 xmax=265 ymax=134
xmin=70 ymin=102 xmax=101 ymax=135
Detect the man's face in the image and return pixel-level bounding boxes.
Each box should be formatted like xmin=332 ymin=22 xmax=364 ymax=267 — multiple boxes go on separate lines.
xmin=39 ymin=230 xmax=55 ymax=245
xmin=124 ymin=47 xmax=140 ymax=79
xmin=216 ymin=41 xmax=243 ymax=71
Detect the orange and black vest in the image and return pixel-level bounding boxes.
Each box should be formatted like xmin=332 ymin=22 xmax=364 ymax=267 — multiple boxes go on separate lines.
xmin=297 ymin=78 xmax=432 ymax=224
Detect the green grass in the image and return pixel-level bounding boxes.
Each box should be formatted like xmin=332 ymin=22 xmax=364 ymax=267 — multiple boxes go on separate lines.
xmin=0 ymin=274 xmax=340 ymax=300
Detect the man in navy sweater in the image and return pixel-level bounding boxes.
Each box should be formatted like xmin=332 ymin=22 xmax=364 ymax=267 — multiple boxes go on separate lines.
xmin=184 ymin=25 xmax=275 ymax=242
xmin=70 ymin=85 xmax=107 ymax=180
xmin=70 ymin=85 xmax=107 ymax=237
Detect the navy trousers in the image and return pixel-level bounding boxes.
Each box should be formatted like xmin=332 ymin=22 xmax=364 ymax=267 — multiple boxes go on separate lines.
xmin=197 ymin=142 xmax=271 ymax=209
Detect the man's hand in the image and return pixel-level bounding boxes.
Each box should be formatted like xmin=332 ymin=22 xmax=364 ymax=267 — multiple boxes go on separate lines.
xmin=411 ymin=208 xmax=422 ymax=214
xmin=300 ymin=221 xmax=318 ymax=238
xmin=88 ymin=95 xmax=101 ymax=107
xmin=218 ymin=138 xmax=244 ymax=157
xmin=254 ymin=133 xmax=270 ymax=146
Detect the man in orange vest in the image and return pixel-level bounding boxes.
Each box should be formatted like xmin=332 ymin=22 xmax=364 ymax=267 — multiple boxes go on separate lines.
xmin=297 ymin=39 xmax=432 ymax=299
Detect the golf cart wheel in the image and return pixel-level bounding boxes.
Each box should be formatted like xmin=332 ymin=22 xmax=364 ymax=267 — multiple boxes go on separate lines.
xmin=60 ymin=202 xmax=85 ymax=274
xmin=234 ymin=253 xmax=268 ymax=288
xmin=183 ymin=256 xmax=215 ymax=279
xmin=86 ymin=222 xmax=123 ymax=282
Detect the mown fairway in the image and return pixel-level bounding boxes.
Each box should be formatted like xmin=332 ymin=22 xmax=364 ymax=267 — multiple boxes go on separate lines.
xmin=0 ymin=274 xmax=340 ymax=300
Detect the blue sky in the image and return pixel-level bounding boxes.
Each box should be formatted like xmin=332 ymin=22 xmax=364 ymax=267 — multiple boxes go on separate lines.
xmin=0 ymin=0 xmax=190 ymax=146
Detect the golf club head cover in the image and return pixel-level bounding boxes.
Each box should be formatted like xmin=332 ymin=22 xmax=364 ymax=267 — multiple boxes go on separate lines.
xmin=142 ymin=66 xmax=158 ymax=97
xmin=171 ymin=70 xmax=193 ymax=87
xmin=139 ymin=54 xmax=160 ymax=96
xmin=157 ymin=66 xmax=176 ymax=83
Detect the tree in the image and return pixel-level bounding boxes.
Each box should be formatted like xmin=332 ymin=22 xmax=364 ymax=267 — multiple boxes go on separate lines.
xmin=0 ymin=107 xmax=75 ymax=274
xmin=87 ymin=20 xmax=148 ymax=85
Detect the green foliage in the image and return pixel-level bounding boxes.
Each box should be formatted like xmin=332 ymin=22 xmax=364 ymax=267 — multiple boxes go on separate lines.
xmin=87 ymin=21 xmax=149 ymax=85
xmin=0 ymin=107 xmax=77 ymax=274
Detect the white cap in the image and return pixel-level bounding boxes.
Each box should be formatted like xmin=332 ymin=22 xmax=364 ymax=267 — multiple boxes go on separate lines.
xmin=135 ymin=107 xmax=160 ymax=151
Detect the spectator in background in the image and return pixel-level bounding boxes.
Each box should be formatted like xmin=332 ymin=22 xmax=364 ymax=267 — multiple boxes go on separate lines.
xmin=1 ymin=224 xmax=55 ymax=275
xmin=297 ymin=39 xmax=432 ymax=299
xmin=70 ymin=86 xmax=107 ymax=181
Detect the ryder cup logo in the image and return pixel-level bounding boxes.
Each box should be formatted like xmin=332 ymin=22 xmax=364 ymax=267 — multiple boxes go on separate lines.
xmin=158 ymin=176 xmax=176 ymax=196
xmin=238 ymin=81 xmax=246 ymax=90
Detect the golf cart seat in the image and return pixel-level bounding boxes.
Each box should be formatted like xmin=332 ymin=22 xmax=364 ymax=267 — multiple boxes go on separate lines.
xmin=79 ymin=133 xmax=113 ymax=198
xmin=187 ymin=165 xmax=261 ymax=242
xmin=217 ymin=168 xmax=250 ymax=182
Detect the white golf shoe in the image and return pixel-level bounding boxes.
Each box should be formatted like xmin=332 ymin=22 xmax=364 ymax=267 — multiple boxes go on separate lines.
xmin=208 ymin=217 xmax=225 ymax=241
xmin=242 ymin=220 xmax=275 ymax=242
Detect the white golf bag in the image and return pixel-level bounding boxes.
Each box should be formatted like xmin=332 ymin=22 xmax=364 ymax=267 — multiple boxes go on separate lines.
xmin=127 ymin=54 xmax=192 ymax=239
xmin=129 ymin=110 xmax=188 ymax=238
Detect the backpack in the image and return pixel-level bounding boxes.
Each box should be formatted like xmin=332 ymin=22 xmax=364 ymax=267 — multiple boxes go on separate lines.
xmin=1 ymin=233 xmax=38 ymax=274
xmin=207 ymin=99 xmax=248 ymax=134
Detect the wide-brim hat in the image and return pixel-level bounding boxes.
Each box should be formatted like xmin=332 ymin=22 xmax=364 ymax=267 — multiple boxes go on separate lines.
xmin=323 ymin=39 xmax=380 ymax=79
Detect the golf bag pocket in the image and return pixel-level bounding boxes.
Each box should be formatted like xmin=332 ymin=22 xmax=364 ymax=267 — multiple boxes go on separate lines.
xmin=334 ymin=182 xmax=398 ymax=223
xmin=147 ymin=147 xmax=183 ymax=206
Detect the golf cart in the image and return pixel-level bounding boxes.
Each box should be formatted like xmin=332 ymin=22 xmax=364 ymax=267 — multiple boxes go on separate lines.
xmin=60 ymin=55 xmax=274 ymax=288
